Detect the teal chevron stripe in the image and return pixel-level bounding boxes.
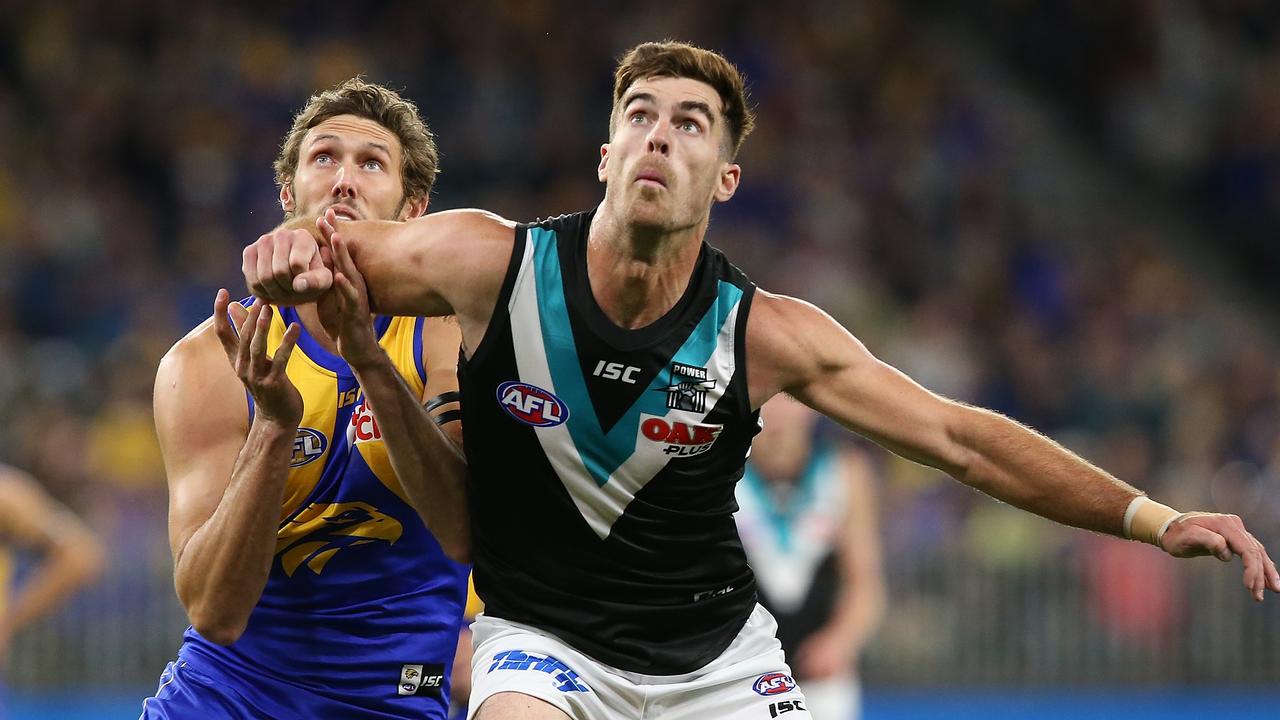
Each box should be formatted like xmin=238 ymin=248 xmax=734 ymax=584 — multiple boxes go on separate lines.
xmin=530 ymin=227 xmax=743 ymax=487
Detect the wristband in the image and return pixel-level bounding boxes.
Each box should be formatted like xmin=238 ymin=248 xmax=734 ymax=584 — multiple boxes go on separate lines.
xmin=1123 ymin=496 xmax=1182 ymax=546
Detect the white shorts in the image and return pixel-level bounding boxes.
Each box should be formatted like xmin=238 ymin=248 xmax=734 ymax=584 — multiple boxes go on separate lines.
xmin=467 ymin=604 xmax=811 ymax=720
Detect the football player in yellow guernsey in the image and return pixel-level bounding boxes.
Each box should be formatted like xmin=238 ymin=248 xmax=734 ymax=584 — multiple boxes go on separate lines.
xmin=0 ymin=464 xmax=103 ymax=719
xmin=145 ymin=79 xmax=470 ymax=720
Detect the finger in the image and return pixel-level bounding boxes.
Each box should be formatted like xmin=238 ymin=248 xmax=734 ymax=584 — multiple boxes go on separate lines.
xmin=1219 ymin=522 xmax=1265 ymax=601
xmin=272 ymin=321 xmax=301 ymax=368
xmin=318 ymin=208 xmax=338 ymax=244
xmin=242 ymin=245 xmax=260 ymax=294
xmin=288 ymin=231 xmax=320 ymax=275
xmin=236 ymin=301 xmax=263 ymax=376
xmin=292 ymin=266 xmax=334 ymax=295
xmin=212 ymin=289 xmax=238 ymax=362
xmin=249 ymin=303 xmax=273 ymax=377
xmin=276 ymin=234 xmax=308 ymax=290
xmin=256 ymin=234 xmax=287 ymax=300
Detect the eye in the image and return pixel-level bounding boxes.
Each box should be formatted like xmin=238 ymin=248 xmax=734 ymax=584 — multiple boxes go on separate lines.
xmin=314 ymin=153 xmax=334 ymax=165
xmin=629 ymin=111 xmax=649 ymax=125
xmin=362 ymin=159 xmax=384 ymax=172
xmin=678 ymin=120 xmax=701 ymax=134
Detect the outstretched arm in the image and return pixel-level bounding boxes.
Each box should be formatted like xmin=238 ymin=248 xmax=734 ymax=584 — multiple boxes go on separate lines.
xmin=243 ymin=209 xmax=515 ymax=352
xmin=317 ymin=235 xmax=470 ymax=562
xmin=746 ymin=290 xmax=1280 ymax=601
xmin=0 ymin=468 xmax=104 ymax=668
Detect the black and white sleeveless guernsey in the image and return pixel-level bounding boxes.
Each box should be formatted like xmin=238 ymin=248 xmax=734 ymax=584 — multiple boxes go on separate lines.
xmin=459 ymin=209 xmax=762 ymax=675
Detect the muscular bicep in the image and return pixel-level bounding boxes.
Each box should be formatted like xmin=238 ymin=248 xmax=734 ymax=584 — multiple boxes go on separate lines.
xmin=750 ymin=292 xmax=968 ymax=476
xmin=420 ymin=316 xmax=464 ymax=449
xmin=153 ymin=322 xmax=251 ymax=562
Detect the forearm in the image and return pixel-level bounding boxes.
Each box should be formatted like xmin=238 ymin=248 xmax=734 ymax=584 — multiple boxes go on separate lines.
xmin=951 ymin=405 xmax=1140 ymax=536
xmin=823 ymin=580 xmax=886 ymax=654
xmin=350 ymin=356 xmax=469 ymax=562
xmin=174 ymin=419 xmax=295 ymax=643
xmin=6 ymin=533 xmax=103 ymax=630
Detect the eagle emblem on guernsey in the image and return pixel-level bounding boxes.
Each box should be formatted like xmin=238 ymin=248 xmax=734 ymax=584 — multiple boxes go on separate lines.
xmin=275 ymin=501 xmax=402 ymax=576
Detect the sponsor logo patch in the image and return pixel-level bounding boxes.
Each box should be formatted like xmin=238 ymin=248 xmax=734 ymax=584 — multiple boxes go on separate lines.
xmin=752 ymin=672 xmax=797 ymax=697
xmin=661 ymin=362 xmax=716 ymax=412
xmin=486 ymin=650 xmax=589 ymax=693
xmin=497 ymin=381 xmax=570 ymax=427
xmin=397 ymin=662 xmax=445 ymax=697
xmin=769 ymin=699 xmax=806 ymax=717
xmin=641 ymin=417 xmax=724 ymax=458
xmin=290 ymin=428 xmax=327 ymax=467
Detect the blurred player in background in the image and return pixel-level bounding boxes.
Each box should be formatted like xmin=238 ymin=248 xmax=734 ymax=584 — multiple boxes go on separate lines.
xmin=736 ymin=397 xmax=885 ymax=720
xmin=143 ymin=79 xmax=470 ymax=719
xmin=0 ymin=464 xmax=103 ymax=720
xmin=243 ymin=41 xmax=1280 ymax=720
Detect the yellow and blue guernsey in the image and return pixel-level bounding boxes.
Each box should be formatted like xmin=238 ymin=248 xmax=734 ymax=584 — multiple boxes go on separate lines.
xmin=143 ymin=305 xmax=469 ymax=720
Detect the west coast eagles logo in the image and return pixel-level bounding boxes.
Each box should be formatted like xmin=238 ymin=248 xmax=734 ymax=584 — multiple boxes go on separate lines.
xmin=275 ymin=501 xmax=402 ymax=576
xmin=661 ymin=362 xmax=716 ymax=412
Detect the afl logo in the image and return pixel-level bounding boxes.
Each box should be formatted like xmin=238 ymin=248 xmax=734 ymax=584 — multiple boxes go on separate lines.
xmin=290 ymin=428 xmax=328 ymax=467
xmin=752 ymin=672 xmax=796 ymax=697
xmin=497 ymin=381 xmax=569 ymax=428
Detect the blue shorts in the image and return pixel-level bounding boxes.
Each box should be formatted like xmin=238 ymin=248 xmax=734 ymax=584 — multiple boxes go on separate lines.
xmin=140 ymin=661 xmax=263 ymax=719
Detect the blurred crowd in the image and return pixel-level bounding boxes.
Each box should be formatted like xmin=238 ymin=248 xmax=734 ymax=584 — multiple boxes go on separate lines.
xmin=0 ymin=0 xmax=1277 ymax=686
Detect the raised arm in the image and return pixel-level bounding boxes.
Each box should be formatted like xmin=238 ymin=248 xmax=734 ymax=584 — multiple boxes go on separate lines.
xmin=154 ymin=293 xmax=303 ymax=645
xmin=0 ymin=467 xmax=103 ymax=667
xmin=243 ymin=208 xmax=515 ymax=352
xmin=746 ymin=290 xmax=1280 ymax=601
xmin=317 ymin=235 xmax=470 ymax=563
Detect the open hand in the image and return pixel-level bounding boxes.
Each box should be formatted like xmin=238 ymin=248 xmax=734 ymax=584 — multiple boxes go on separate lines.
xmin=1160 ymin=511 xmax=1280 ymax=602
xmin=212 ymin=290 xmax=304 ymax=427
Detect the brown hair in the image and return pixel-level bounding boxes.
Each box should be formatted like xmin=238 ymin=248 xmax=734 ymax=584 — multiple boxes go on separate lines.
xmin=274 ymin=78 xmax=439 ymax=213
xmin=612 ymin=41 xmax=755 ymax=158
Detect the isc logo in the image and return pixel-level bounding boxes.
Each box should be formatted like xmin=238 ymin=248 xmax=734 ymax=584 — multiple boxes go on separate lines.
xmin=290 ymin=428 xmax=327 ymax=467
xmin=591 ymin=360 xmax=641 ymax=384
xmin=641 ymin=417 xmax=723 ymax=457
xmin=497 ymin=381 xmax=570 ymax=427
xmin=768 ymin=699 xmax=806 ymax=717
xmin=752 ymin=672 xmax=797 ymax=697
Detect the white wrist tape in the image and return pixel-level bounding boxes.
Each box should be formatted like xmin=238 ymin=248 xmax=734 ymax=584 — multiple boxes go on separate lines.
xmin=1123 ymin=496 xmax=1183 ymax=546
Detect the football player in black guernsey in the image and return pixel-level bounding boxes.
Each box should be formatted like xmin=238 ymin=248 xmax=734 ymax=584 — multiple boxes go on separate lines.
xmin=243 ymin=40 xmax=1280 ymax=720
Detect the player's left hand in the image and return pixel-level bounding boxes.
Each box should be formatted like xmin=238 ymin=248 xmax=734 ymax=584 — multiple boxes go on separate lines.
xmin=793 ymin=628 xmax=855 ymax=680
xmin=317 ymin=226 xmax=384 ymax=370
xmin=1160 ymin=512 xmax=1280 ymax=602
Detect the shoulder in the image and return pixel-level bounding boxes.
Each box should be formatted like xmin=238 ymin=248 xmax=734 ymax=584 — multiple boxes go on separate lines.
xmin=153 ymin=317 xmax=247 ymax=435
xmin=745 ymin=290 xmax=871 ymax=405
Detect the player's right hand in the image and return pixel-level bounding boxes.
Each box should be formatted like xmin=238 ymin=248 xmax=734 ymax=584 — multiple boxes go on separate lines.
xmin=1160 ymin=511 xmax=1280 ymax=602
xmin=243 ymin=225 xmax=333 ymax=304
xmin=213 ymin=289 xmax=304 ymax=427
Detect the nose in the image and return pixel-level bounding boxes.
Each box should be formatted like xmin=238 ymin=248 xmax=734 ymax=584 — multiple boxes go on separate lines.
xmin=646 ymin=122 xmax=671 ymax=156
xmin=331 ymin=163 xmax=357 ymax=199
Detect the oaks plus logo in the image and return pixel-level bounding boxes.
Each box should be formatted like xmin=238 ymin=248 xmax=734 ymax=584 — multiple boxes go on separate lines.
xmin=640 ymin=416 xmax=723 ymax=458
xmin=497 ymin=381 xmax=570 ymax=428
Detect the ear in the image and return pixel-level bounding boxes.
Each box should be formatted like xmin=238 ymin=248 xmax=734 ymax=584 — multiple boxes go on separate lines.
xmin=597 ymin=144 xmax=610 ymax=183
xmin=401 ymin=195 xmax=429 ymax=220
xmin=280 ymin=181 xmax=295 ymax=214
xmin=713 ymin=163 xmax=741 ymax=203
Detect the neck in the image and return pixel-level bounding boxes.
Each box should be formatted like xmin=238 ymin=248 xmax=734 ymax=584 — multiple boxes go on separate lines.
xmin=587 ymin=204 xmax=707 ymax=329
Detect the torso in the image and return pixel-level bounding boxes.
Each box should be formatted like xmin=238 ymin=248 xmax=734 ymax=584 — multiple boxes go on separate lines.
xmin=459 ymin=209 xmax=762 ymax=674
xmin=179 ymin=305 xmax=468 ymax=718
xmin=735 ymin=444 xmax=848 ymax=669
